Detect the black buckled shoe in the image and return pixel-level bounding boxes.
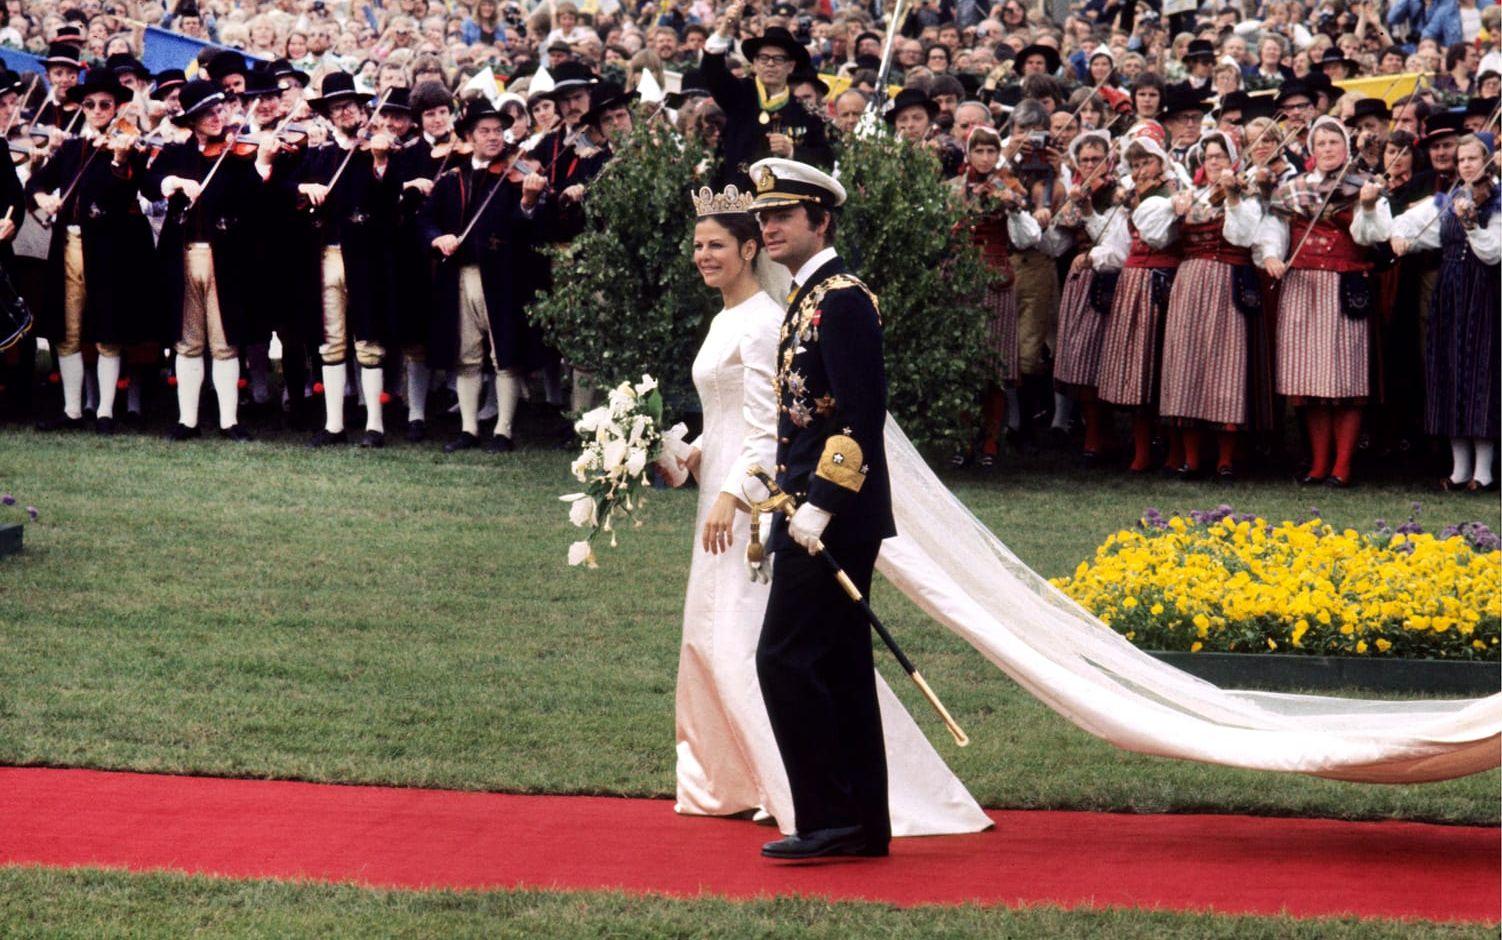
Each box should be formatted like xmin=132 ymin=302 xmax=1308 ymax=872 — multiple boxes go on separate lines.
xmin=444 ymin=431 xmax=480 ymax=453
xmin=220 ymin=424 xmax=253 ymax=443
xmin=404 ymin=419 xmax=427 ymax=443
xmin=359 ymin=430 xmax=385 ymax=449
xmin=485 ymin=433 xmax=514 ymax=453
xmin=761 ymin=825 xmax=886 ymax=860
xmin=166 ymin=423 xmax=202 ymax=442
xmin=307 ymin=429 xmax=347 ymax=448
xmin=36 ymin=413 xmax=86 ymax=432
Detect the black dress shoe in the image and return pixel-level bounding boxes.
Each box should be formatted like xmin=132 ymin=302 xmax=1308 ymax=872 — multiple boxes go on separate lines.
xmin=1324 ymin=475 xmax=1351 ymax=489
xmin=359 ymin=430 xmax=385 ymax=449
xmin=307 ymin=429 xmax=347 ymax=448
xmin=485 ymin=433 xmax=514 ymax=453
xmin=1298 ymin=473 xmax=1326 ymax=486
xmin=1216 ymin=465 xmax=1236 ymax=485
xmin=761 ymin=825 xmax=885 ymax=860
xmin=444 ymin=431 xmax=480 ymax=453
xmin=36 ymin=413 xmax=86 ymax=432
xmin=1172 ymin=463 xmax=1202 ymax=481
xmin=220 ymin=424 xmax=253 ymax=443
xmin=167 ymin=423 xmax=202 ymax=442
xmin=404 ymin=419 xmax=427 ymax=443
xmin=95 ymin=416 xmax=117 ymax=436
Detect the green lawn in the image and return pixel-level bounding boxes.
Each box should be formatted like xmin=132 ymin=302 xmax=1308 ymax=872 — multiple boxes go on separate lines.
xmin=0 ymin=428 xmax=1494 ymax=824
xmin=1 ymin=867 xmax=1494 ymax=940
xmin=2 ymin=428 xmax=1497 ymax=936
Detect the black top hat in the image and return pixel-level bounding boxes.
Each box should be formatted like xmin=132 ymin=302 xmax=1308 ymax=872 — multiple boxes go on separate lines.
xmin=854 ymin=30 xmax=882 ymax=50
xmin=171 ymin=79 xmax=226 ymax=126
xmin=1303 ymin=70 xmax=1341 ymax=102
xmin=1422 ymin=110 xmax=1466 ymax=144
xmin=310 ymin=71 xmax=372 ymax=114
xmin=1183 ymin=38 xmax=1216 ymax=62
xmin=51 ymin=24 xmax=85 ymax=45
xmin=106 ymin=53 xmax=151 ymax=80
xmin=789 ymin=68 xmax=829 ymax=98
xmin=883 ymin=87 xmax=938 ymax=124
xmin=1345 ymin=96 xmax=1392 ymax=125
xmin=267 ymin=58 xmax=311 ymax=88
xmin=0 ymin=69 xmax=21 ymax=97
xmin=455 ymin=97 xmax=513 ymax=135
xmin=152 ymin=69 xmax=187 ymax=100
xmin=238 ymin=69 xmax=280 ymax=99
xmin=409 ymin=80 xmax=453 ymax=117
xmin=206 ymin=50 xmax=249 ymax=83
xmin=41 ymin=42 xmax=83 ymax=70
xmin=583 ymin=81 xmax=636 ymax=125
xmin=742 ymin=27 xmax=812 ymax=71
xmin=378 ymin=87 xmax=411 ymax=113
xmin=1316 ymin=47 xmax=1358 ymax=74
xmin=1012 ymin=43 xmax=1061 ymax=76
xmin=1239 ymin=92 xmax=1279 ymax=121
xmin=65 ymin=70 xmax=130 ymax=105
xmin=545 ymin=60 xmax=598 ymax=99
xmin=1217 ymin=90 xmax=1251 ymax=117
xmin=1466 ymin=95 xmax=1498 ymax=118
xmin=1274 ymin=78 xmax=1313 ymax=106
xmin=1161 ymin=84 xmax=1211 ymax=119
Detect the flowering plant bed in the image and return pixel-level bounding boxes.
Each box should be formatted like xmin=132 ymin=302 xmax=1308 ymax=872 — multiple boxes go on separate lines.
xmin=1050 ymin=506 xmax=1501 ymax=662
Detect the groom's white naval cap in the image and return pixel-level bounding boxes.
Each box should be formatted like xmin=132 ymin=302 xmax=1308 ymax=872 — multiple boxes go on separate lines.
xmin=747 ymin=158 xmax=847 ymax=211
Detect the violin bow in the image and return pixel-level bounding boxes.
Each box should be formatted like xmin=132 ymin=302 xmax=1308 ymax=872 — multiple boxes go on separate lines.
xmin=450 ymin=146 xmax=533 ymax=253
xmin=318 ymin=86 xmax=396 ymax=206
xmin=1284 ymin=151 xmax=1360 ymax=268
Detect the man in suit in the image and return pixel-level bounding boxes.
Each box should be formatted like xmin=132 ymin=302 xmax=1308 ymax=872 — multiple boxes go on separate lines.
xmin=748 ymin=157 xmax=895 ymax=861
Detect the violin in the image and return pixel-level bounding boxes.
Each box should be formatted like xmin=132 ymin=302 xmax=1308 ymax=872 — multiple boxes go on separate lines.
xmin=965 ymin=167 xmax=1026 ymax=214
xmin=430 ymin=138 xmax=473 ymax=160
xmin=201 ymin=137 xmax=260 ymax=159
xmin=1115 ymin=166 xmax=1173 ymax=211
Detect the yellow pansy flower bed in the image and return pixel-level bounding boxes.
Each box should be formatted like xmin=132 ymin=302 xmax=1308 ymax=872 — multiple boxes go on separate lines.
xmin=1049 ymin=507 xmax=1502 ymax=660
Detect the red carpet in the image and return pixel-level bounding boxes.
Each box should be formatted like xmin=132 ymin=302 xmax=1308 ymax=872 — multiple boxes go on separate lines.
xmin=2 ymin=767 xmax=1497 ymax=923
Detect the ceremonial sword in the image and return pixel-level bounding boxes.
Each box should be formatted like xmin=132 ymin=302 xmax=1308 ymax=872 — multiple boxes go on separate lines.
xmin=743 ymin=465 xmax=971 ymax=747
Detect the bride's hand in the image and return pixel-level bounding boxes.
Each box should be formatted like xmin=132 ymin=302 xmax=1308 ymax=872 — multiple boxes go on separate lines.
xmin=701 ymin=492 xmax=742 ymax=555
xmin=679 ymin=448 xmax=702 ymax=480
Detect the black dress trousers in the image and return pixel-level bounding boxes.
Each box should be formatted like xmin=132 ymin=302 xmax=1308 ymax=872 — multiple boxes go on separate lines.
xmin=756 ymin=539 xmax=889 ymax=847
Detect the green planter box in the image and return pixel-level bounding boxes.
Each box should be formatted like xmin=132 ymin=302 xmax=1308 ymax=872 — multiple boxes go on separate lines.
xmin=0 ymin=522 xmax=20 ymax=557
xmin=1147 ymin=650 xmax=1499 ymax=696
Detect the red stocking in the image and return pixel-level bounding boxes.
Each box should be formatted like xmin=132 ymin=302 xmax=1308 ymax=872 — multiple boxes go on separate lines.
xmin=1129 ymin=412 xmax=1154 ymax=472
xmin=1304 ymin=405 xmax=1333 ymax=480
xmin=1331 ymin=406 xmax=1362 ymax=482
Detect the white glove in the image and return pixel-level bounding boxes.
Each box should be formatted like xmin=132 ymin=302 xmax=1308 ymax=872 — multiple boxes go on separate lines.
xmin=788 ymin=503 xmax=832 ymax=556
xmin=746 ymin=512 xmax=772 ymax=583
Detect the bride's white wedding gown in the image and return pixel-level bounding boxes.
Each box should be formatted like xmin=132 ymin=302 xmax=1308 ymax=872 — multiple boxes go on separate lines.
xmin=673 ymin=289 xmax=992 ymax=837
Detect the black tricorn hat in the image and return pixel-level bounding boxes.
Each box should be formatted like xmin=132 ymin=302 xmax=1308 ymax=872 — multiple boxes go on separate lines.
xmin=65 ymin=69 xmax=130 ymax=105
xmin=205 ymin=49 xmax=249 ymax=83
xmin=741 ymin=27 xmax=812 ymax=71
xmin=883 ymin=87 xmax=938 ymax=124
xmin=152 ymin=69 xmax=187 ymax=100
xmin=310 ymin=71 xmax=373 ymax=114
xmin=171 ymin=79 xmax=226 ymax=126
xmin=1012 ymin=43 xmax=1061 ymax=76
xmin=455 ymin=97 xmax=514 ymax=135
xmin=583 ymin=81 xmax=636 ymax=125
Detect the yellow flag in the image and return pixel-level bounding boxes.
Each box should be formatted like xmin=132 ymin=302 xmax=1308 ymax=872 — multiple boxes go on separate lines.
xmin=1333 ymin=71 xmax=1425 ymax=106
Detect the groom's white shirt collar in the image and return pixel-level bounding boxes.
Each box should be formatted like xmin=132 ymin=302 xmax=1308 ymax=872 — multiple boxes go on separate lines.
xmin=790 ymin=246 xmax=839 ymax=292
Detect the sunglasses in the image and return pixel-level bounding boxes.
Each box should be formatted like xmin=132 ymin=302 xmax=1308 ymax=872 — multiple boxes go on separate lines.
xmin=80 ymin=99 xmax=115 ymax=110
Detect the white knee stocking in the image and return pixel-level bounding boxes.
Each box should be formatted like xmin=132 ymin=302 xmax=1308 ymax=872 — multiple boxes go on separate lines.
xmin=321 ymin=364 xmax=347 ymax=433
xmin=361 ymin=367 xmax=384 ymax=433
xmin=211 ymin=357 xmax=240 ymax=429
xmin=175 ymin=354 xmax=205 ymax=428
xmin=456 ymin=368 xmax=482 ymax=436
xmin=96 ymin=355 xmax=121 ymax=420
xmin=58 ymin=352 xmax=84 ymax=419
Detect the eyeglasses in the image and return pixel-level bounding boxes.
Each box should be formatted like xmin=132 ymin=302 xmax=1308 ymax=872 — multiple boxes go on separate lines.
xmin=80 ymin=100 xmax=114 ymax=110
xmin=754 ymin=54 xmax=793 ymax=66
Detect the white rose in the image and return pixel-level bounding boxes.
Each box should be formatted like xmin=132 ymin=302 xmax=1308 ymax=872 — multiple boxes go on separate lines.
xmin=634 ymin=374 xmax=658 ymax=396
xmin=625 ymin=448 xmax=647 ymax=477
xmin=561 ymin=494 xmax=597 ymax=527
xmin=575 ymin=406 xmax=609 ymax=435
xmin=602 ymin=438 xmax=628 ymax=472
xmin=567 ymin=540 xmax=595 ymax=567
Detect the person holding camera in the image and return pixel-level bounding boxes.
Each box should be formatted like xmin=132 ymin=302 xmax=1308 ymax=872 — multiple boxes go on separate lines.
xmin=702 ymin=0 xmax=832 ymax=190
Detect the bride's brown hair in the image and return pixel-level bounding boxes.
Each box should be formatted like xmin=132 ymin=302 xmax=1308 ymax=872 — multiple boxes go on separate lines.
xmin=698 ymin=212 xmax=763 ymax=257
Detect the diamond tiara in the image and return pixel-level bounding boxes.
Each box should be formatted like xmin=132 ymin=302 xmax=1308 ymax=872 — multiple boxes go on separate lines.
xmin=692 ymin=185 xmax=755 ymax=217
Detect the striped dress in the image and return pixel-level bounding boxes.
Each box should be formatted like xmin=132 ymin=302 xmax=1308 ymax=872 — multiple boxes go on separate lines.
xmin=1260 ymin=177 xmax=1393 ymax=403
xmin=1054 ymin=199 xmax=1130 ymax=393
xmin=950 ymin=173 xmax=1042 ymax=387
xmin=1158 ymin=198 xmax=1262 ymax=426
xmin=1097 ymin=189 xmax=1180 ymax=408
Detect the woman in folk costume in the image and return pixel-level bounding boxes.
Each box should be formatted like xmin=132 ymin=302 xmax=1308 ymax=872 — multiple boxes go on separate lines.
xmin=1157 ymin=130 xmax=1264 ymax=480
xmin=1256 ymin=115 xmax=1392 ymax=488
xmin=1390 ymin=133 xmax=1501 ymax=491
xmin=1052 ymin=130 xmax=1131 ymax=466
xmin=947 ymin=124 xmax=1042 ymax=467
xmin=1240 ymin=114 xmax=1301 ymax=440
xmin=1096 ymin=127 xmax=1183 ymax=473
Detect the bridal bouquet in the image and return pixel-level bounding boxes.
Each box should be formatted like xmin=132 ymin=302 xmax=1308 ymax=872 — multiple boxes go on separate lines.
xmin=561 ymin=374 xmax=675 ymax=568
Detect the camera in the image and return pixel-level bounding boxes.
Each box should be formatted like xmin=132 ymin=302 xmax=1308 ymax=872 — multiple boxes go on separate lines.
xmin=795 ymin=14 xmax=812 ymax=43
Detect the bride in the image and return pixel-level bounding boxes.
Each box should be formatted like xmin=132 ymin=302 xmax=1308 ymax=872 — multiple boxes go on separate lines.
xmin=666 ymin=186 xmax=992 ymax=837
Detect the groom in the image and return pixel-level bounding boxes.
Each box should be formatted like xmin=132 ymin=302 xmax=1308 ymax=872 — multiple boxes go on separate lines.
xmin=748 ymin=158 xmax=897 ymax=860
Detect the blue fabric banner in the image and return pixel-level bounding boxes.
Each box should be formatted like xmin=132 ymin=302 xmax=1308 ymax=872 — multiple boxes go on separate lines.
xmin=141 ymin=26 xmax=265 ymax=76
xmin=0 ymin=46 xmax=46 ymax=81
